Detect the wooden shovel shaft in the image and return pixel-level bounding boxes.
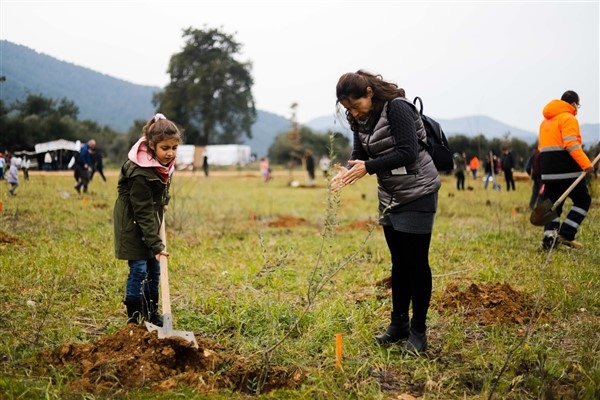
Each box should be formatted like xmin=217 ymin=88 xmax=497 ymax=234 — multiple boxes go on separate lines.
xmin=159 ymin=221 xmax=172 ymax=317
xmin=550 ymin=152 xmax=600 ymax=211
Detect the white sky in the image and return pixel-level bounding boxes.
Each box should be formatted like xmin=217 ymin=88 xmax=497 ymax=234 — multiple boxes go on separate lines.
xmin=1 ymin=0 xmax=599 ymax=134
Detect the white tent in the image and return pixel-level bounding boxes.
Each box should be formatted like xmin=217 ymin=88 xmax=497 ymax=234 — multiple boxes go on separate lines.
xmin=34 ymin=139 xmax=81 ymax=154
xmin=176 ymin=145 xmax=196 ymax=168
xmin=175 ymin=144 xmax=252 ymax=168
xmin=205 ymin=145 xmax=251 ymax=166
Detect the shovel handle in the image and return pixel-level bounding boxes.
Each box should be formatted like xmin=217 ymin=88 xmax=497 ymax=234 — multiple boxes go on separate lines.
xmin=159 ymin=220 xmax=171 ymax=316
xmin=551 ymin=152 xmax=600 ymax=210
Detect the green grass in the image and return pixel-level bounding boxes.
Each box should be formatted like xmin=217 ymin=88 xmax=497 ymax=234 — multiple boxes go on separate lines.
xmin=1 ymin=168 xmax=599 ymax=399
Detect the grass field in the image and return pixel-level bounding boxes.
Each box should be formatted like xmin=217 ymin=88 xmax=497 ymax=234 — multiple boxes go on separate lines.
xmin=1 ymin=166 xmax=599 ymax=399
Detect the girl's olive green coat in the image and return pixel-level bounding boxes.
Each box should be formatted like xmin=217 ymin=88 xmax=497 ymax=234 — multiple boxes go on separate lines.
xmin=113 ymin=160 xmax=170 ymax=260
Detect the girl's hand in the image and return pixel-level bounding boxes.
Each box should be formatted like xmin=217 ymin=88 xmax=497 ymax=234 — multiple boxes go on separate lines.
xmin=156 ymin=250 xmax=169 ymax=260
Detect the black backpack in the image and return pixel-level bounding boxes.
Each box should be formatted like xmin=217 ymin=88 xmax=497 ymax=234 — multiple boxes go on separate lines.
xmin=413 ymin=97 xmax=454 ymax=172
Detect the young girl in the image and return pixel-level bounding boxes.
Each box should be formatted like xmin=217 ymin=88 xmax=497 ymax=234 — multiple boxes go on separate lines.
xmin=113 ymin=113 xmax=181 ymax=325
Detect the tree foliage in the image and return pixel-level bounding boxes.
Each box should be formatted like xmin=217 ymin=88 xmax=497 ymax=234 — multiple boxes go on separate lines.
xmin=0 ymin=94 xmax=120 ymax=165
xmin=153 ymin=26 xmax=256 ymax=146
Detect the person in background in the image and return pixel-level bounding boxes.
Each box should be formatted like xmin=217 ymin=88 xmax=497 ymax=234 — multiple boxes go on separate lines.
xmin=524 ymin=147 xmax=542 ymax=210
xmin=469 ymin=156 xmax=479 ymax=180
xmin=319 ymin=155 xmax=331 ymax=178
xmin=453 ymin=151 xmax=466 ymax=191
xmin=7 ymin=157 xmax=20 ymax=196
xmin=332 ymin=70 xmax=441 ymax=354
xmin=484 ymin=154 xmax=500 ymax=190
xmin=538 ymin=90 xmax=593 ymax=250
xmin=0 ymin=154 xmax=5 ymax=180
xmin=44 ymin=152 xmax=52 ymax=171
xmin=74 ymin=139 xmax=96 ymax=194
xmin=21 ymin=156 xmax=30 ymax=181
xmin=500 ymin=146 xmax=516 ymax=191
xmin=90 ymin=149 xmax=107 ymax=182
xmin=202 ymin=153 xmax=209 ymax=177
xmin=259 ymin=157 xmax=271 ymax=182
xmin=304 ymin=149 xmax=316 ymax=186
xmin=51 ymin=152 xmax=59 ymax=171
xmin=114 ymin=113 xmax=181 ymax=326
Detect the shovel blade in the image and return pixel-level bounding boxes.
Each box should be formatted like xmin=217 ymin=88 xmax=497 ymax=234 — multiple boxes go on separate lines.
xmin=529 ymin=198 xmax=557 ymax=226
xmin=145 ymin=314 xmax=199 ymax=348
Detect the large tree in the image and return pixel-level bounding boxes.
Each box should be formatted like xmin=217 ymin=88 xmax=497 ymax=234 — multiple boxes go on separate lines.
xmin=154 ymin=27 xmax=256 ymax=146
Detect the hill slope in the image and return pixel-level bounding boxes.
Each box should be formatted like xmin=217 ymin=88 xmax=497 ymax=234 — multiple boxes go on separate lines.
xmin=1 ymin=41 xmax=158 ymax=132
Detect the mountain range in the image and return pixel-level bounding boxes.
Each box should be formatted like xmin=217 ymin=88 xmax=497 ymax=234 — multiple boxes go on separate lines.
xmin=2 ymin=40 xmax=597 ymax=156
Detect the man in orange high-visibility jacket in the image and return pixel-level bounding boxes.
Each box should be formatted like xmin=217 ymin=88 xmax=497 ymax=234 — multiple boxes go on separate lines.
xmin=538 ymin=90 xmax=594 ymax=250
xmin=469 ymin=156 xmax=479 ymax=180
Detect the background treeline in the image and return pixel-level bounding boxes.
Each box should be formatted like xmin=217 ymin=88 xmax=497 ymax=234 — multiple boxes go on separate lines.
xmin=0 ymin=93 xmax=354 ymax=169
xmin=5 ymin=92 xmax=600 ymax=172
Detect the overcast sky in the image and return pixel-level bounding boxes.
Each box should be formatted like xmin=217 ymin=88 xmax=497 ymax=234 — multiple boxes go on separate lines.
xmin=2 ymin=0 xmax=599 ymax=137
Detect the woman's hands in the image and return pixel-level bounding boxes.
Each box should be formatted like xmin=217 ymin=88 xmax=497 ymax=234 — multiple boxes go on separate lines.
xmin=330 ymin=160 xmax=367 ymax=192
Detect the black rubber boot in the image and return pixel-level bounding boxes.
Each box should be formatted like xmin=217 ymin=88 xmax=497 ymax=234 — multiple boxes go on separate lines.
xmin=124 ymin=297 xmax=143 ymax=325
xmin=147 ymin=291 xmax=163 ymax=327
xmin=405 ymin=319 xmax=428 ymax=353
xmin=375 ymin=312 xmax=410 ymax=344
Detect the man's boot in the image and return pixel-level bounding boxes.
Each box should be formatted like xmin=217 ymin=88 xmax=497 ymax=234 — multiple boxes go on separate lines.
xmin=405 ymin=319 xmax=428 ymax=353
xmin=375 ymin=312 xmax=410 ymax=344
xmin=124 ymin=297 xmax=143 ymax=325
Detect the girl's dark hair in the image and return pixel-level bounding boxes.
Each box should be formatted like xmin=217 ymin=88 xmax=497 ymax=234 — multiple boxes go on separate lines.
xmin=560 ymin=90 xmax=579 ymax=105
xmin=142 ymin=114 xmax=183 ymax=156
xmin=335 ymin=70 xmax=406 ymax=129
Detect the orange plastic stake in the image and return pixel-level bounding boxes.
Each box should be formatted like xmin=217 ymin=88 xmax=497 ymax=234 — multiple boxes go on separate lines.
xmin=335 ymin=333 xmax=343 ymax=368
xmin=83 ymin=197 xmax=87 ymax=205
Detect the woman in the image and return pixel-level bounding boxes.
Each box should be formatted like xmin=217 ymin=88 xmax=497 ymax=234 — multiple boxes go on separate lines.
xmin=332 ymin=70 xmax=441 ymax=353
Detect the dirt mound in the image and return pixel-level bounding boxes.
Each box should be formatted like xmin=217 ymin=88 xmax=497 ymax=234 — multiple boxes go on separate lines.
xmin=437 ymin=282 xmax=543 ymax=325
xmin=267 ymin=215 xmax=307 ymax=228
xmin=370 ymin=279 xmax=543 ymax=326
xmin=37 ymin=324 xmax=304 ymax=396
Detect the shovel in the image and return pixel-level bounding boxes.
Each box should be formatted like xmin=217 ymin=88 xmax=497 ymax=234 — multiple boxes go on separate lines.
xmin=145 ymin=220 xmax=199 ymax=348
xmin=530 ymin=153 xmax=600 ymax=226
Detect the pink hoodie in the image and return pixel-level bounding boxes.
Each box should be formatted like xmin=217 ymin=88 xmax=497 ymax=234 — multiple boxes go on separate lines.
xmin=128 ymin=137 xmax=175 ymax=181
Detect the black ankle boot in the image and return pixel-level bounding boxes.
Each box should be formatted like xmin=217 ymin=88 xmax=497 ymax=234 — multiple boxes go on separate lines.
xmin=405 ymin=321 xmax=428 ymax=353
xmin=124 ymin=297 xmax=143 ymax=325
xmin=375 ymin=312 xmax=410 ymax=344
xmin=147 ymin=291 xmax=163 ymax=327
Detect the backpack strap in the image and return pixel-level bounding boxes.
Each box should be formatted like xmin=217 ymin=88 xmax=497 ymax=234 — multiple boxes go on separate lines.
xmin=413 ymin=96 xmax=424 ymax=116
xmin=409 ymin=97 xmax=430 ymax=150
